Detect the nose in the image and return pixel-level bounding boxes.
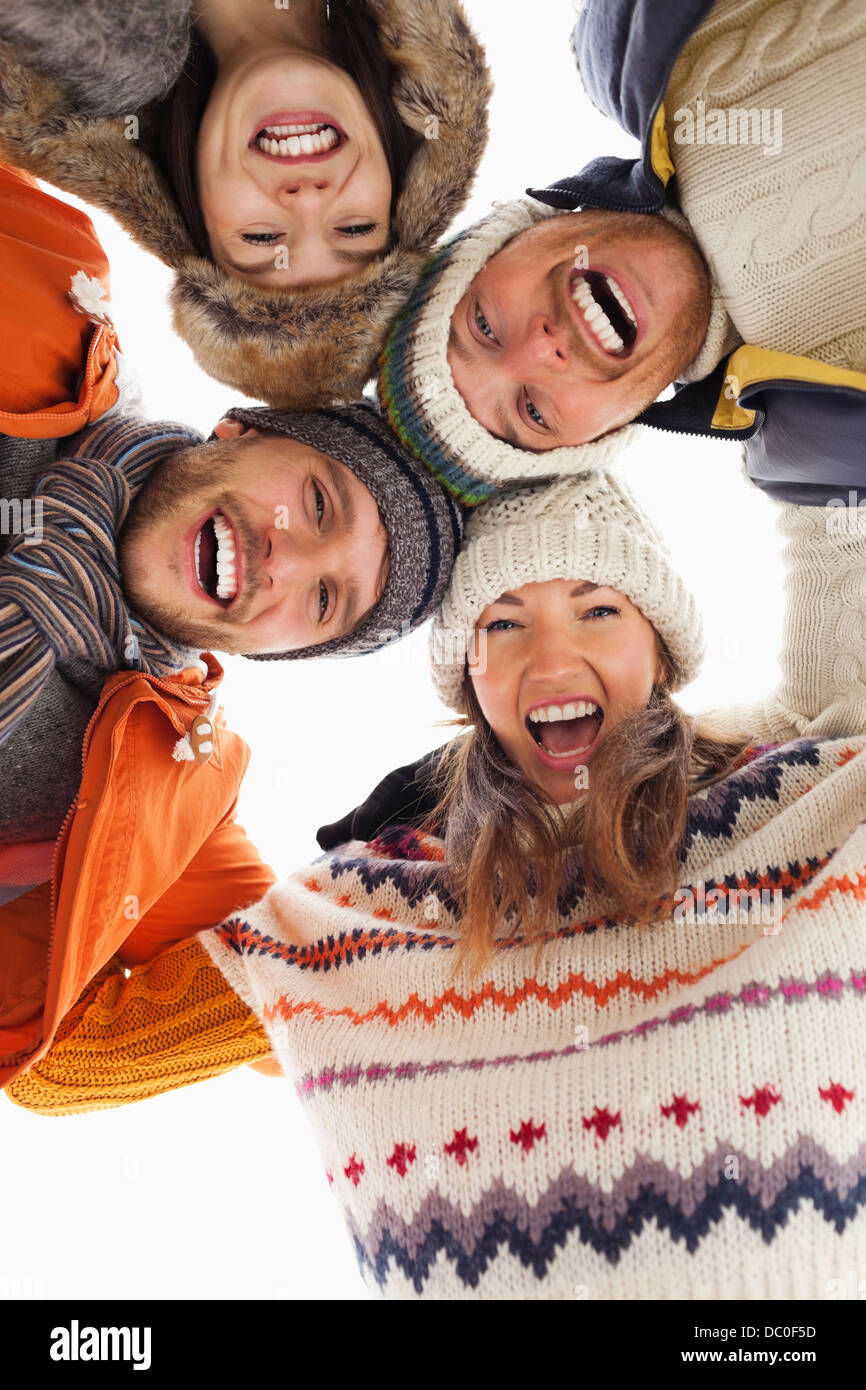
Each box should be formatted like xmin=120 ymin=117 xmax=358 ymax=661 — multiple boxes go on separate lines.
xmin=511 ymin=313 xmax=570 ymax=371
xmin=525 ymin=618 xmax=590 ymax=687
xmin=261 ymin=523 xmax=315 ymax=592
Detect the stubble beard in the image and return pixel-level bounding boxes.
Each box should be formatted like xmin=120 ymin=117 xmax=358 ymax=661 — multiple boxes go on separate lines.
xmin=117 ymin=453 xmax=257 ymax=654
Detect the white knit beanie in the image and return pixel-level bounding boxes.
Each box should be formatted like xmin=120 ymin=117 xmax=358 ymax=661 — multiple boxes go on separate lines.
xmin=431 ymin=471 xmax=704 ymax=712
xmin=379 ymin=198 xmax=640 ymax=505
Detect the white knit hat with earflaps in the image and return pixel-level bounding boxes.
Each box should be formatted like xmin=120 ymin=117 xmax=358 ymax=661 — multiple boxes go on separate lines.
xmin=430 ymin=471 xmax=704 ymax=712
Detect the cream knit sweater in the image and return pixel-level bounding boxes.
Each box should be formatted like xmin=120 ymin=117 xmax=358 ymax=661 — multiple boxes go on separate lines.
xmin=665 ymin=0 xmax=866 ymax=372
xmin=196 ymin=500 xmax=866 ymax=1298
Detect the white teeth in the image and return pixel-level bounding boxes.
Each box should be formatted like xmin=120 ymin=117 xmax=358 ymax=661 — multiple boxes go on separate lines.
xmin=570 ymin=274 xmax=631 ymax=355
xmin=263 ymin=123 xmax=322 ymax=136
xmin=256 ymin=124 xmax=339 ymax=157
xmin=212 ymin=512 xmax=238 ymax=602
xmin=605 ymin=275 xmax=637 ymax=325
xmin=194 ymin=530 xmax=204 ymax=593
xmin=529 ymin=700 xmax=600 ymax=723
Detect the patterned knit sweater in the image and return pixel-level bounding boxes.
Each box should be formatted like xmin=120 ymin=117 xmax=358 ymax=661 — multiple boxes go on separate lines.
xmin=7 ymin=501 xmax=866 ymax=1298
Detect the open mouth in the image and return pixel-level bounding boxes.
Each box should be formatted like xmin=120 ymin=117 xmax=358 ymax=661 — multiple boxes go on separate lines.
xmin=570 ymin=270 xmax=638 ymax=358
xmin=251 ymin=118 xmax=346 ymax=163
xmin=526 ymin=698 xmax=605 ymax=762
xmin=194 ymin=510 xmax=239 ymax=607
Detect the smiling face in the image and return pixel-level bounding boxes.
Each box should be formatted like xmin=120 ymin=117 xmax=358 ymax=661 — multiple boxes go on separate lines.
xmin=447 ymin=209 xmax=711 ymax=450
xmin=118 ymin=422 xmax=389 ymax=655
xmin=196 ymin=51 xmax=392 ymax=287
xmin=468 ymin=578 xmax=663 ymax=804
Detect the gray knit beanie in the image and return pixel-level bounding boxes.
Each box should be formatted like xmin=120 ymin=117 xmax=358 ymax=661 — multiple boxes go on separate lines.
xmin=431 ymin=471 xmax=704 ymax=712
xmin=222 ymin=402 xmax=464 ymax=661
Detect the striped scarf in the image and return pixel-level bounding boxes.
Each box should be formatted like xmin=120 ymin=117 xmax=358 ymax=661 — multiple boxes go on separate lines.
xmin=0 ymin=415 xmax=202 ymax=747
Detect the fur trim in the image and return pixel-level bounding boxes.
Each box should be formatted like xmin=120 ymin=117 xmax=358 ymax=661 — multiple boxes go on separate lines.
xmin=0 ymin=0 xmax=190 ymax=115
xmin=0 ymin=0 xmax=491 ymax=407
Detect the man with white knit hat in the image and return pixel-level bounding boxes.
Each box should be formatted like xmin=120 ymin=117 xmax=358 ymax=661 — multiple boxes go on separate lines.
xmin=379 ymin=0 xmax=866 ymax=510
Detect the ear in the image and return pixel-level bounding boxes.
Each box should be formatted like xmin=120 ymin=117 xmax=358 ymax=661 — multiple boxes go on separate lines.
xmin=213 ymin=418 xmax=258 ymax=440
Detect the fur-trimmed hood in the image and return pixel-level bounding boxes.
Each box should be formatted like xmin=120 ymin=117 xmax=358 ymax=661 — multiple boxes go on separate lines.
xmin=0 ymin=0 xmax=491 ymax=407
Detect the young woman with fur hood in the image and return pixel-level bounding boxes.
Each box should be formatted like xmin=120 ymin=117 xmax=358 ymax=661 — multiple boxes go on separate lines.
xmin=0 ymin=0 xmax=490 ymax=407
xmin=8 ymin=477 xmax=866 ymax=1300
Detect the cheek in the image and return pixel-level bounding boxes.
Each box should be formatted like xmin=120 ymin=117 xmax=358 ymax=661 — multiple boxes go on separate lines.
xmin=607 ymin=626 xmax=659 ymax=706
xmin=468 ymin=646 xmax=521 ymax=747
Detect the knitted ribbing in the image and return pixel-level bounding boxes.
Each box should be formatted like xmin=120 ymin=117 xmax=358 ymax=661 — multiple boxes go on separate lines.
xmin=378 ymin=200 xmax=640 ymax=504
xmin=0 ymin=415 xmax=200 ymax=747
xmin=430 ymin=472 xmax=705 ymax=711
xmin=665 ymin=0 xmax=866 ymax=371
xmin=4 ymin=939 xmax=271 ymax=1113
xmin=198 ymin=731 xmax=866 ymax=1299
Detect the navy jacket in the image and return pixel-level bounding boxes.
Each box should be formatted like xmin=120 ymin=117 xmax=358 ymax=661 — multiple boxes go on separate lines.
xmin=527 ymin=0 xmax=866 ymax=506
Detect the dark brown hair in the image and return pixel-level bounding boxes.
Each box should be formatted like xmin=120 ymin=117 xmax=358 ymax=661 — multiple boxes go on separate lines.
xmin=424 ymin=638 xmax=752 ymax=974
xmin=154 ymin=0 xmax=418 ymax=260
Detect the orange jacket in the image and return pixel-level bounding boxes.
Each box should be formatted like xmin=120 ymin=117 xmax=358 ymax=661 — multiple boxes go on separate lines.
xmin=0 ymin=656 xmax=277 ymax=1089
xmin=0 ymin=163 xmax=121 ymax=436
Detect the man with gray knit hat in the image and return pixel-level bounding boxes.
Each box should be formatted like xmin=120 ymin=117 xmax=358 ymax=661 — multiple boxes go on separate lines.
xmin=0 ymin=403 xmax=461 ymax=901
xmin=117 ymin=402 xmax=462 ymax=661
xmin=379 ymin=0 xmax=866 ymax=510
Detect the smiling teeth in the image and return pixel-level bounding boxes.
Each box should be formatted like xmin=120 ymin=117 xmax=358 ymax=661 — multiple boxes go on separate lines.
xmin=571 ymin=276 xmax=629 ymax=353
xmin=213 ymin=512 xmax=238 ymax=601
xmin=256 ymin=124 xmax=339 ymax=157
xmin=605 ymin=275 xmax=637 ymax=326
xmin=529 ymin=700 xmax=600 ymax=723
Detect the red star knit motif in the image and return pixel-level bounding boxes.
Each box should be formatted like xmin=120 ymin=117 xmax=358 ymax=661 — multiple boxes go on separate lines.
xmin=819 ymin=1081 xmax=855 ymax=1114
xmin=386 ymin=1142 xmax=417 ymax=1177
xmin=325 ymin=1170 xmax=334 ymax=1186
xmin=740 ymin=1085 xmax=782 ymax=1117
xmin=444 ymin=1127 xmax=478 ymax=1166
xmin=582 ymin=1106 xmax=621 ymax=1142
xmin=660 ymin=1095 xmax=701 ymax=1128
xmin=510 ymin=1120 xmax=547 ymax=1154
xmin=344 ymin=1154 xmax=365 ymax=1187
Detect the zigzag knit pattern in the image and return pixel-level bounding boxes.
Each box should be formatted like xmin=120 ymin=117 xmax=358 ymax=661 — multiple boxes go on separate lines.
xmin=201 ymin=734 xmax=866 ymax=1299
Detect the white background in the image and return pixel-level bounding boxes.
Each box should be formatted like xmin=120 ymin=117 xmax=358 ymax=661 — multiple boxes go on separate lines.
xmin=1 ymin=0 xmax=784 ymax=1300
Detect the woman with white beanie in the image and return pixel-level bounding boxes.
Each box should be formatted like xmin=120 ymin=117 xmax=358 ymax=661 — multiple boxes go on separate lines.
xmin=8 ymin=482 xmax=866 ymax=1302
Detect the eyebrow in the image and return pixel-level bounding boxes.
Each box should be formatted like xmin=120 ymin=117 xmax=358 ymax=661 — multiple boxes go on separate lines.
xmin=222 ymin=254 xmax=276 ymax=275
xmin=221 ymin=243 xmax=385 ymax=277
xmin=332 ymin=247 xmax=385 ymax=266
xmin=491 ymin=582 xmax=600 ymax=606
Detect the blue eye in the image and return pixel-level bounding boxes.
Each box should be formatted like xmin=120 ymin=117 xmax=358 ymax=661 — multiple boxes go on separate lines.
xmin=482 ymin=618 xmax=518 ymax=632
xmin=475 ymin=305 xmax=495 ymax=340
xmin=339 ymin=223 xmax=377 ymax=237
xmin=314 ymin=482 xmax=325 ymax=523
xmin=319 ymin=580 xmax=329 ymax=620
xmin=242 ymin=232 xmax=281 ymax=245
xmin=524 ymin=390 xmax=547 ymax=430
xmin=585 ymin=605 xmax=620 ymax=620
